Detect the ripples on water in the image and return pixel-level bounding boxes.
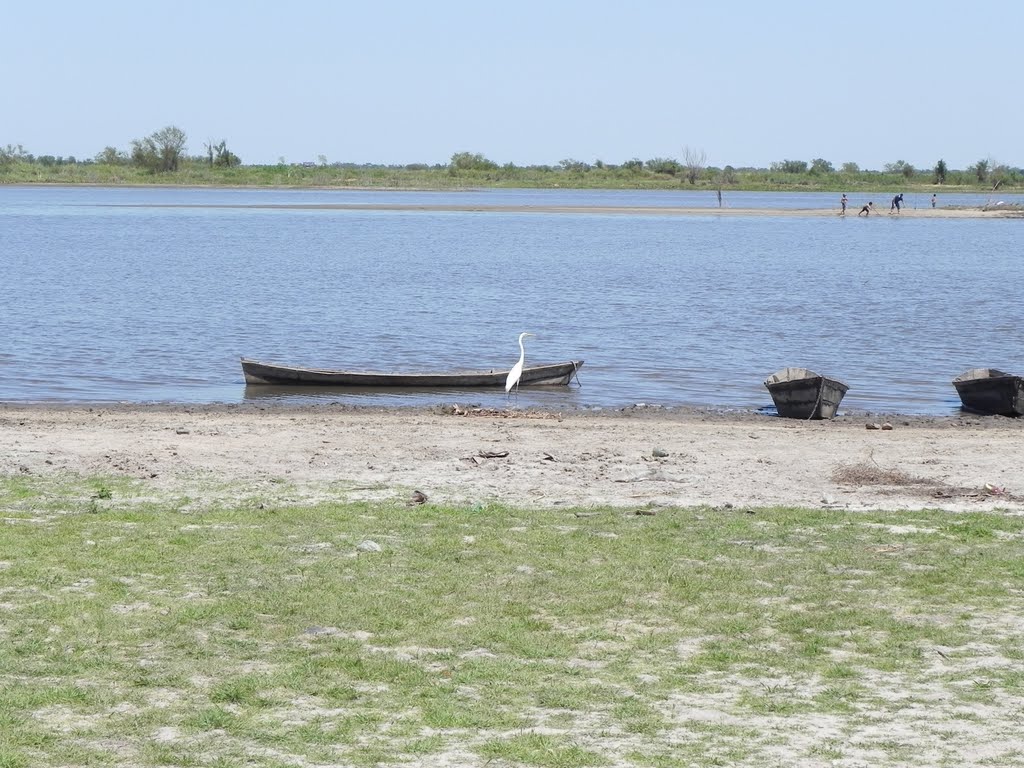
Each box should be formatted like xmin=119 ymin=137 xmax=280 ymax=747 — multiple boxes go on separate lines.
xmin=2 ymin=186 xmax=1022 ymax=414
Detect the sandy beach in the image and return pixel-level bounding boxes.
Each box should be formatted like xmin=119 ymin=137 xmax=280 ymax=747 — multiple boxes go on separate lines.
xmin=2 ymin=404 xmax=1020 ymax=513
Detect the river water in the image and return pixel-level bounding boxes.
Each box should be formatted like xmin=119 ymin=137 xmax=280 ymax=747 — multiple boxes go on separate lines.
xmin=2 ymin=185 xmax=1021 ymax=414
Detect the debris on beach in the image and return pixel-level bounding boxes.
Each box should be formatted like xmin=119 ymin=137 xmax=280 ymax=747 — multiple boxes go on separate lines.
xmin=407 ymin=490 xmax=428 ymax=505
xmin=461 ymin=451 xmax=509 ymax=465
xmin=440 ymin=403 xmax=561 ymax=420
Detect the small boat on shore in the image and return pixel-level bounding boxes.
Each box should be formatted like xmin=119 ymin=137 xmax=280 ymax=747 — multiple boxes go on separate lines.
xmin=763 ymin=367 xmax=849 ymax=420
xmin=952 ymin=368 xmax=1023 ymax=416
xmin=241 ymin=357 xmax=583 ymax=388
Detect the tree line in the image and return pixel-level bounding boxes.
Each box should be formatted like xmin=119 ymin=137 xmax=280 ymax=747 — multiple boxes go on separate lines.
xmin=1 ymin=128 xmax=1020 ymax=190
xmin=0 ymin=126 xmax=239 ymax=173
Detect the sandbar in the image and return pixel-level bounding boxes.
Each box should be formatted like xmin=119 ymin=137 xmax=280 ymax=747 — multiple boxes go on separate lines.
xmin=99 ymin=201 xmax=1024 ymax=218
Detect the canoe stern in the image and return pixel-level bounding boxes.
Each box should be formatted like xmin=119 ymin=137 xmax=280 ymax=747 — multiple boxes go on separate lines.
xmin=764 ymin=368 xmax=849 ymax=420
xmin=952 ymin=369 xmax=1024 ymax=416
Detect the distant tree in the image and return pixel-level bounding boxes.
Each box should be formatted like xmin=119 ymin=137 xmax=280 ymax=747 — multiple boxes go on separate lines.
xmin=810 ymin=158 xmax=834 ymax=174
xmin=989 ymin=162 xmax=1011 ymax=190
xmin=204 ymin=140 xmax=240 ymax=168
xmin=559 ymin=158 xmax=591 ymax=173
xmin=771 ymin=160 xmax=808 ymax=174
xmin=901 ymin=163 xmax=915 ymax=180
xmin=721 ymin=165 xmax=738 ymax=184
xmin=647 ymin=157 xmax=681 ymax=176
xmin=884 ymin=160 xmax=910 ymax=174
xmin=95 ymin=146 xmax=128 ymax=165
xmin=0 ymin=143 xmax=29 ymax=165
xmin=449 ymin=152 xmax=498 ymax=172
xmin=933 ymin=158 xmax=947 ymax=184
xmin=841 ymin=161 xmax=860 ymax=174
xmin=130 ymin=125 xmax=187 ymax=172
xmin=971 ymin=158 xmax=990 ymax=183
xmin=682 ymin=145 xmax=706 ymax=184
xmin=622 ymin=158 xmax=644 ymax=173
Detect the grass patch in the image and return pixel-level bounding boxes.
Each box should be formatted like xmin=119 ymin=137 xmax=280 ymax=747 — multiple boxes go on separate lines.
xmin=480 ymin=733 xmax=606 ymax=767
xmin=2 ymin=476 xmax=1024 ymax=766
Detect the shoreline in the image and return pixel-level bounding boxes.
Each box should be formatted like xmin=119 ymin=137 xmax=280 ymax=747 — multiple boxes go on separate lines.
xmin=3 ymin=403 xmax=1020 ymax=514
xmin=0 ymin=398 xmax=1007 ymax=423
xmin=92 ymin=201 xmax=1024 ymax=218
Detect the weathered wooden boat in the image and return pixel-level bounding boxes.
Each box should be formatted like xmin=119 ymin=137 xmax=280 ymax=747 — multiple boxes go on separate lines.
xmin=763 ymin=367 xmax=849 ymax=420
xmin=952 ymin=368 xmax=1023 ymax=416
xmin=241 ymin=357 xmax=583 ymax=388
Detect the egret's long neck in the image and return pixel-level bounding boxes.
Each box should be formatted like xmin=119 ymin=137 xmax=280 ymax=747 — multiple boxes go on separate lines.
xmin=518 ymin=336 xmax=526 ymax=364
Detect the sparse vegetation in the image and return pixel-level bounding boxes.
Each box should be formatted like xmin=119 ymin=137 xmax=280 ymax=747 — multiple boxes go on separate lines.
xmin=2 ymin=475 xmax=1023 ymax=767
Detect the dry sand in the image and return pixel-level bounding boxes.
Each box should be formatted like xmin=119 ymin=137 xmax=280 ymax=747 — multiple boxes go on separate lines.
xmin=2 ymin=404 xmax=1020 ymax=513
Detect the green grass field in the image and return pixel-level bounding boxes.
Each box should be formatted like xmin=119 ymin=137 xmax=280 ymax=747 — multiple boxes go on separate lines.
xmin=2 ymin=475 xmax=1023 ymax=767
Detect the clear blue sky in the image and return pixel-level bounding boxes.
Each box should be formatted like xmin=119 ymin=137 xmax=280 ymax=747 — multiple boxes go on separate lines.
xmin=6 ymin=1 xmax=1021 ymax=170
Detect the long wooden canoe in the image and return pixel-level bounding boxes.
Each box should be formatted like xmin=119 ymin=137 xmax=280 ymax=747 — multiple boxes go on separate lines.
xmin=241 ymin=357 xmax=584 ymax=388
xmin=952 ymin=368 xmax=1023 ymax=416
xmin=764 ymin=367 xmax=849 ymax=420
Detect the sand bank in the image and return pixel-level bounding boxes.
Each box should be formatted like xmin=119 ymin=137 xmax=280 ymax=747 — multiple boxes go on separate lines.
xmin=104 ymin=201 xmax=1024 ymax=218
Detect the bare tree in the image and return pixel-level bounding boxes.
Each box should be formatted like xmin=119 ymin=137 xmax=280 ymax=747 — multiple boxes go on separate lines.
xmin=683 ymin=146 xmax=706 ymax=185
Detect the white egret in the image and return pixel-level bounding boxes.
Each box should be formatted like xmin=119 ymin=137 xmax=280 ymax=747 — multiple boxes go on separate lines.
xmin=505 ymin=332 xmax=535 ymax=394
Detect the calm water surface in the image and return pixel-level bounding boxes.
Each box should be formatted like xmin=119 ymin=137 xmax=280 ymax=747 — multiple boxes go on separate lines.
xmin=2 ymin=185 xmax=1021 ymax=414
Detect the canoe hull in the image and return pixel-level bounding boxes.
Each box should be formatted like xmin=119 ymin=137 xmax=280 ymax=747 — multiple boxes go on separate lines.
xmin=241 ymin=357 xmax=583 ymax=388
xmin=952 ymin=369 xmax=1023 ymax=416
xmin=764 ymin=367 xmax=849 ymax=420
